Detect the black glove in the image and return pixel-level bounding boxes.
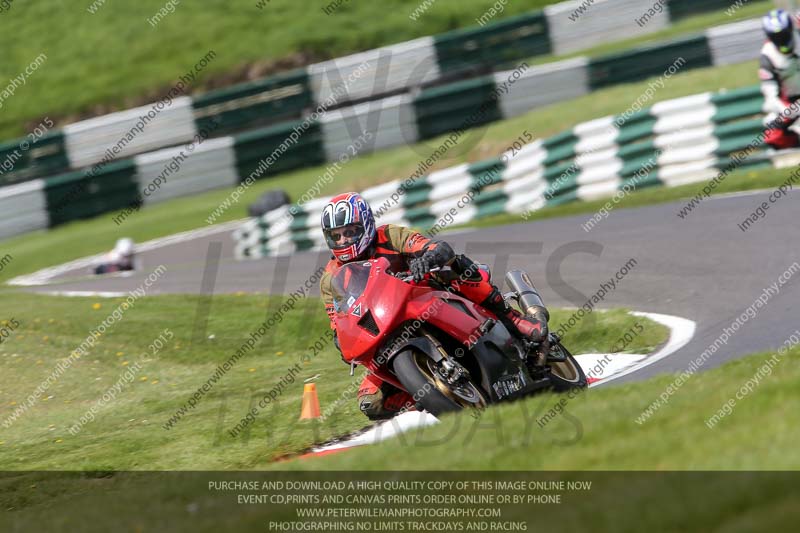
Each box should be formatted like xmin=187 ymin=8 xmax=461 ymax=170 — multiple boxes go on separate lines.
xmin=409 ymin=254 xmax=433 ymax=282
xmin=409 ymin=242 xmax=456 ymax=282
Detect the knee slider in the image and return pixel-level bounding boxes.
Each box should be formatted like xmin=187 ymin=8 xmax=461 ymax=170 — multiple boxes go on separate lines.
xmin=358 ymin=392 xmax=389 ymax=420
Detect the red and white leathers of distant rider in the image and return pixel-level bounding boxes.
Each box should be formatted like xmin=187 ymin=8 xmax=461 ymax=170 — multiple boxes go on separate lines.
xmin=760 ymin=36 xmax=800 ymax=148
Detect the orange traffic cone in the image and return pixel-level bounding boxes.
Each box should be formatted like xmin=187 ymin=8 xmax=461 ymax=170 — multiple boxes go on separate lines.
xmin=299 ymin=383 xmax=321 ymax=420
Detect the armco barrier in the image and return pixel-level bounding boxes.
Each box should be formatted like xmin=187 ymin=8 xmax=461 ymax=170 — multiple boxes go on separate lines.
xmin=587 ymin=35 xmax=713 ymax=89
xmin=232 ymin=85 xmax=773 ymax=259
xmin=191 ymin=69 xmax=312 ymax=137
xmin=0 ymin=0 xmax=754 ymax=192
xmin=433 ymin=12 xmax=551 ymax=76
xmin=134 ymin=137 xmax=239 ymax=206
xmin=0 ymin=180 xmax=49 ymax=240
xmin=0 ymin=131 xmax=69 ymax=187
xmin=233 ymin=120 xmax=326 ymax=180
xmin=668 ymin=0 xmax=735 ymax=21
xmin=496 ymin=57 xmax=590 ymax=119
xmin=320 ymin=95 xmax=419 ymax=160
xmin=63 ymin=97 xmax=197 ymax=170
xmin=414 ymin=77 xmax=504 ymax=140
xmin=544 ymin=0 xmax=670 ymax=56
xmin=0 ymin=119 xmax=327 ymax=233
xmin=45 ymin=160 xmax=140 ymax=227
xmin=309 ymin=37 xmax=441 ymax=104
xmin=707 ymin=18 xmax=764 ymax=67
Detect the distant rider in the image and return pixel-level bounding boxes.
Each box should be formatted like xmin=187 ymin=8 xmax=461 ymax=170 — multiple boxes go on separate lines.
xmin=93 ymin=238 xmax=136 ymax=275
xmin=760 ymin=9 xmax=800 ymax=149
xmin=318 ymin=192 xmax=549 ymax=421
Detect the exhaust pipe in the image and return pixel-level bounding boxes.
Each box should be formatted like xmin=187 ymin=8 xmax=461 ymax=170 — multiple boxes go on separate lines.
xmin=505 ymin=270 xmax=549 ymax=322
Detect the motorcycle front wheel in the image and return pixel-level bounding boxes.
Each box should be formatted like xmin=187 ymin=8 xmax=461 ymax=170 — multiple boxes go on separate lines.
xmin=392 ymin=349 xmax=487 ymax=417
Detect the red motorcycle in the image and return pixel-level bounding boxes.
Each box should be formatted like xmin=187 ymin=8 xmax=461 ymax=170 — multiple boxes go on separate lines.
xmin=331 ymin=257 xmax=587 ymax=417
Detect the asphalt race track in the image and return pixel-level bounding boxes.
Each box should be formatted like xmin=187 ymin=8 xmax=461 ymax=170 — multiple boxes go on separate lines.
xmin=21 ymin=189 xmax=800 ymax=385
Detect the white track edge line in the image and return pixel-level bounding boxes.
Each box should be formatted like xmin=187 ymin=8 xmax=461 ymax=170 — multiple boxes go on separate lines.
xmin=6 ymin=219 xmax=245 ymax=286
xmin=595 ymin=311 xmax=696 ymax=386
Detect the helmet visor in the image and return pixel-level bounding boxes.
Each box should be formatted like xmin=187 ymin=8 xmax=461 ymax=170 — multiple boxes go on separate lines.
xmin=771 ymin=27 xmax=795 ymax=52
xmin=324 ymin=223 xmax=365 ymax=250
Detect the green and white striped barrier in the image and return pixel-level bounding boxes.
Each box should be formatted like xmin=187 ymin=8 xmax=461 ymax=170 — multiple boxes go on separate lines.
xmin=232 ymin=85 xmax=774 ymax=259
xmin=545 ymin=0 xmax=671 ymax=56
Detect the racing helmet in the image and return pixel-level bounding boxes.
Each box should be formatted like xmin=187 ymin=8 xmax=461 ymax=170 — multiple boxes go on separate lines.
xmin=321 ymin=192 xmax=376 ymax=263
xmin=114 ymin=238 xmax=135 ymax=258
xmin=763 ymin=9 xmax=797 ymax=54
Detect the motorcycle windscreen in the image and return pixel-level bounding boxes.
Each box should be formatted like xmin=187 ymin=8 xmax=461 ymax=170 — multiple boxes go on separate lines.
xmin=330 ymin=262 xmax=371 ymax=315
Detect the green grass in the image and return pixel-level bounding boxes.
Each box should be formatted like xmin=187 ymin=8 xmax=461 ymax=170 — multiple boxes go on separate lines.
xmin=0 ymin=0 xmax=557 ymax=140
xmin=0 ymin=291 xmax=665 ymax=471
xmin=0 ymin=59 xmax=762 ymax=284
xmin=280 ymin=346 xmax=800 ymax=471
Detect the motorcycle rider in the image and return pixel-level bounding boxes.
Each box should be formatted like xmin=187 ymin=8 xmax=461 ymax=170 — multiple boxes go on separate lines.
xmin=318 ymin=192 xmax=550 ymax=420
xmin=760 ymin=9 xmax=800 ymax=149
xmin=93 ymin=238 xmax=136 ymax=275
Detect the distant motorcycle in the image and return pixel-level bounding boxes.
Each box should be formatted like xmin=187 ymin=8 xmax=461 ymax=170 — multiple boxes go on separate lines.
xmin=331 ymin=257 xmax=587 ymax=417
xmin=91 ymin=238 xmax=137 ymax=275
xmin=92 ymin=262 xmax=135 ymax=275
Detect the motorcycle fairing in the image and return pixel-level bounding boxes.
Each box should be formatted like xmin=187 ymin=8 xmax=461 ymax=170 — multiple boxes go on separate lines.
xmin=467 ymin=320 xmax=541 ymax=401
xmin=331 ymin=256 xmax=542 ymax=401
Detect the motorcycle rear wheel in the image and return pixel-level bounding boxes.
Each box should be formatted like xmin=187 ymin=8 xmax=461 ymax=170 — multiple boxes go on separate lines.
xmin=392 ymin=349 xmax=487 ymax=417
xmin=547 ymin=341 xmax=588 ymax=391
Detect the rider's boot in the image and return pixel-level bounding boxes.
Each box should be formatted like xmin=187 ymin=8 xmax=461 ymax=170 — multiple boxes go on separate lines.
xmin=448 ymin=254 xmax=550 ymax=347
xmin=481 ymin=288 xmax=549 ymax=346
xmin=358 ymin=374 xmax=415 ymax=421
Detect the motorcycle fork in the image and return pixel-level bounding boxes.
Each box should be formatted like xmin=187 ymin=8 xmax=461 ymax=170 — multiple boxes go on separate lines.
xmin=422 ymin=330 xmax=449 ymax=360
xmin=422 ymin=330 xmax=470 ymax=385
